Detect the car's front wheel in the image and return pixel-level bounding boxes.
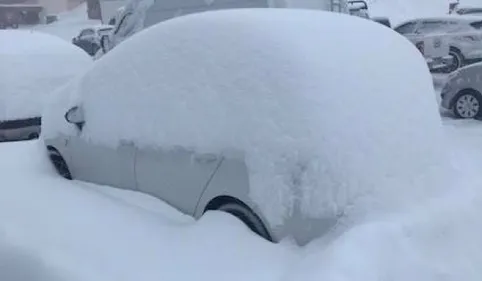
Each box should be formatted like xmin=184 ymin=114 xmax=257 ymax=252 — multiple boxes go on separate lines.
xmin=48 ymin=149 xmax=72 ymax=180
xmin=453 ymin=90 xmax=482 ymax=119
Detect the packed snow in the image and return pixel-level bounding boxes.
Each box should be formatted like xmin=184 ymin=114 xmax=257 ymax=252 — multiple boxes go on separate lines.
xmin=43 ymin=9 xmax=450 ymax=231
xmin=2 ymin=119 xmax=482 ymax=281
xmin=0 ymin=30 xmax=92 ymax=121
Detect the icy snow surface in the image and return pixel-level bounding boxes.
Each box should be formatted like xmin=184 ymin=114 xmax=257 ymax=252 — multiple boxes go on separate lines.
xmin=0 ymin=30 xmax=92 ymax=121
xmin=42 ymin=9 xmax=451 ymax=228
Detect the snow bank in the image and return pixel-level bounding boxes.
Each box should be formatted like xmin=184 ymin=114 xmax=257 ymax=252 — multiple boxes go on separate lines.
xmin=43 ymin=9 xmax=450 ymax=228
xmin=0 ymin=30 xmax=92 ymax=121
xmin=0 ymin=235 xmax=69 ymax=281
xmin=0 ymin=141 xmax=295 ymax=281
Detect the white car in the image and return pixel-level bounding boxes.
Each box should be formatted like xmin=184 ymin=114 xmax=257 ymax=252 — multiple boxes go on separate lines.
xmin=0 ymin=30 xmax=92 ymax=142
xmin=42 ymin=9 xmax=446 ymax=245
xmin=394 ymin=16 xmax=482 ymax=72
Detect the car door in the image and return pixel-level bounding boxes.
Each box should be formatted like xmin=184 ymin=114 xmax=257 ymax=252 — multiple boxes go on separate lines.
xmin=135 ymin=147 xmax=222 ymax=215
xmin=64 ymin=106 xmax=137 ymax=190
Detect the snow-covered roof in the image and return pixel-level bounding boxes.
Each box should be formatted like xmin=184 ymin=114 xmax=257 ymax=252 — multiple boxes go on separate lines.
xmin=0 ymin=30 xmax=93 ymax=121
xmin=42 ymin=9 xmax=450 ymax=226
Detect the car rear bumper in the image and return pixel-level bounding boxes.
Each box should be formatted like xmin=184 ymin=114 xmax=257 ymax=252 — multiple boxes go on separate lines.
xmin=427 ymin=56 xmax=453 ymax=71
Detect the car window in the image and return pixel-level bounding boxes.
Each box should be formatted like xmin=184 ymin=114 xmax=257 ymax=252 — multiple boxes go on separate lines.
xmin=444 ymin=21 xmax=473 ymax=32
xmin=470 ymin=21 xmax=482 ymax=30
xmin=80 ymin=29 xmax=95 ymax=37
xmin=415 ymin=21 xmax=448 ymax=34
xmin=394 ymin=22 xmax=417 ymax=34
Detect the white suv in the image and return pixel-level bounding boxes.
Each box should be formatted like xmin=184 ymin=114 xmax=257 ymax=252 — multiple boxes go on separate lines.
xmin=394 ymin=16 xmax=482 ymax=73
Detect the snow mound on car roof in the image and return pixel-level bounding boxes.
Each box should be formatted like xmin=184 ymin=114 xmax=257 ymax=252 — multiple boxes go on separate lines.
xmin=42 ymin=9 xmax=451 ymax=227
xmin=0 ymin=30 xmax=92 ymax=121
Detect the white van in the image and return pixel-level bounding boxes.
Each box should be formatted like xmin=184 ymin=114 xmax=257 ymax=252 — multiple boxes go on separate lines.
xmin=98 ymin=0 xmax=349 ymax=56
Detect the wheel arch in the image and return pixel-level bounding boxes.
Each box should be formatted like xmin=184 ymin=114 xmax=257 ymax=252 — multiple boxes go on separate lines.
xmin=450 ymin=88 xmax=482 ymax=109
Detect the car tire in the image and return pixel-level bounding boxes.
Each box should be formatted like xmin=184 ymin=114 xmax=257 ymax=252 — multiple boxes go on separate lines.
xmin=453 ymin=90 xmax=482 ymax=119
xmin=215 ymin=202 xmax=273 ymax=242
xmin=443 ymin=48 xmax=464 ymax=73
xmin=48 ymin=149 xmax=72 ymax=180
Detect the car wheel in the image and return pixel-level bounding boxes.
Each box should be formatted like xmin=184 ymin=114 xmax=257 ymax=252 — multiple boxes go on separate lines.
xmin=48 ymin=150 xmax=72 ymax=180
xmin=443 ymin=48 xmax=463 ymax=73
xmin=215 ymin=202 xmax=273 ymax=242
xmin=453 ymin=90 xmax=482 ymax=119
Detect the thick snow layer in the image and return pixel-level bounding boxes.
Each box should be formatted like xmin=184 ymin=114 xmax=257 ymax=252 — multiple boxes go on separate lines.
xmin=42 ymin=9 xmax=450 ymax=227
xmin=0 ymin=30 xmax=92 ymax=121
xmin=1 ymin=119 xmax=482 ymax=281
xmin=0 ymin=141 xmax=295 ymax=281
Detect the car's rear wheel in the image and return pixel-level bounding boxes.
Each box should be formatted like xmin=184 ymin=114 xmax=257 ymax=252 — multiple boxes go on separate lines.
xmin=453 ymin=90 xmax=482 ymax=119
xmin=48 ymin=149 xmax=72 ymax=180
xmin=209 ymin=202 xmax=272 ymax=242
xmin=443 ymin=48 xmax=463 ymax=73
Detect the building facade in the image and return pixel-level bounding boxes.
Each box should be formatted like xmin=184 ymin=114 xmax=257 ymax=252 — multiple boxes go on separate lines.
xmin=38 ymin=0 xmax=84 ymax=14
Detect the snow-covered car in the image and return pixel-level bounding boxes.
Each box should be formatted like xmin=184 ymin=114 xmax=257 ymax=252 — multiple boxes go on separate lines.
xmin=451 ymin=6 xmax=482 ymax=17
xmin=440 ymin=62 xmax=482 ymax=119
xmin=72 ymin=25 xmax=113 ymax=56
xmin=42 ymin=9 xmax=447 ymax=245
xmin=0 ymin=30 xmax=92 ymax=142
xmin=394 ymin=16 xmax=482 ymax=73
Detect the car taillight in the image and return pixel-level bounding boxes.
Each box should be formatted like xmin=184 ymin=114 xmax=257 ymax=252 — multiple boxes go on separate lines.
xmin=415 ymin=41 xmax=424 ymax=54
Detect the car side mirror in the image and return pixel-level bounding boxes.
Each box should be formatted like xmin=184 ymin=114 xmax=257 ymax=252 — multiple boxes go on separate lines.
xmin=65 ymin=106 xmax=85 ymax=130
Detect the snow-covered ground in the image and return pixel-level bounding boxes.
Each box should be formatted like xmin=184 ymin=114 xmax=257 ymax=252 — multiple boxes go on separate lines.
xmin=0 ymin=117 xmax=481 ymax=281
xmin=24 ymin=3 xmax=100 ymax=41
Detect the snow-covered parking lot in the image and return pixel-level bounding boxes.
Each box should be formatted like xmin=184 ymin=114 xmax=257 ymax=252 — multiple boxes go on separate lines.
xmin=2 ymin=0 xmax=482 ymax=280
xmin=1 ymin=117 xmax=482 ymax=281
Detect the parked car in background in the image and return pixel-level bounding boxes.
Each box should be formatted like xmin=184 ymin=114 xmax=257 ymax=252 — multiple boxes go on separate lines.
xmin=98 ymin=0 xmax=355 ymax=57
xmin=0 ymin=30 xmax=92 ymax=142
xmin=451 ymin=6 xmax=482 ymax=17
xmin=394 ymin=16 xmax=482 ymax=73
xmin=43 ymin=9 xmax=444 ymax=246
xmin=440 ymin=62 xmax=482 ymax=119
xmin=72 ymin=25 xmax=113 ymax=56
xmin=347 ymin=0 xmax=391 ymax=27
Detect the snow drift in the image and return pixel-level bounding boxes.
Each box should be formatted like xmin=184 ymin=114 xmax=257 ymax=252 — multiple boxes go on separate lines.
xmin=43 ymin=9 xmax=450 ymax=230
xmin=0 ymin=30 xmax=92 ymax=121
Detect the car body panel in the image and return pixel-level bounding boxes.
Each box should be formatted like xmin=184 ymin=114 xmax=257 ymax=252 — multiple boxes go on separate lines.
xmin=0 ymin=117 xmax=41 ymax=142
xmin=440 ymin=62 xmax=482 ymax=109
xmin=193 ymin=154 xmax=338 ymax=244
xmin=66 ymin=133 xmax=137 ymax=190
xmin=135 ymin=147 xmax=222 ymax=216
